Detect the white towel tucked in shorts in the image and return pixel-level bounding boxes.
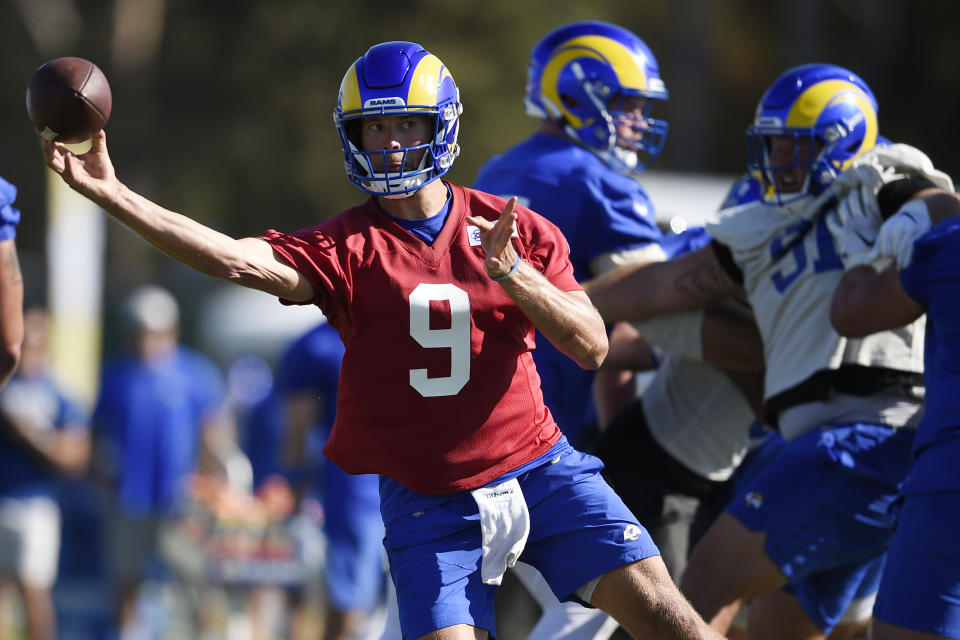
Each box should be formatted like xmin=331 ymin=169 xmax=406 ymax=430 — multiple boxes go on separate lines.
xmin=470 ymin=478 xmax=530 ymax=585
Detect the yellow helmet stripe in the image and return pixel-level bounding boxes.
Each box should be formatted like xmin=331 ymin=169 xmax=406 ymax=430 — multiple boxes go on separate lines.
xmin=407 ymin=54 xmax=449 ymax=110
xmin=339 ymin=65 xmax=362 ymax=112
xmin=786 ymin=79 xmax=878 ymax=168
xmin=540 ymin=35 xmax=649 ymax=127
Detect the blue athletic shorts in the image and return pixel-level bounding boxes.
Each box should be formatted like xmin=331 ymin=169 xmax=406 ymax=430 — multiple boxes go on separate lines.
xmin=382 ymin=447 xmax=659 ymax=639
xmin=874 ymin=491 xmax=960 ymax=638
xmin=727 ymin=423 xmax=915 ymax=632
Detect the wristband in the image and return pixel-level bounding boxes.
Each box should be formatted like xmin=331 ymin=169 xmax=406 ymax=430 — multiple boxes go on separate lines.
xmin=491 ymin=255 xmax=521 ymax=282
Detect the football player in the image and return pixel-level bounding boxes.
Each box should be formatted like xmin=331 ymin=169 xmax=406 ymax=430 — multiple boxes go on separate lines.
xmin=831 ymin=186 xmax=960 ymax=640
xmin=586 ymin=63 xmax=948 ymax=639
xmin=474 ymin=24 xmax=763 ymax=640
xmin=39 ymin=41 xmax=724 ymax=640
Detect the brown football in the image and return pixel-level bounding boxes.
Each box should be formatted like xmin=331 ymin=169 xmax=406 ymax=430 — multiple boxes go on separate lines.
xmin=26 ymin=56 xmax=112 ymax=144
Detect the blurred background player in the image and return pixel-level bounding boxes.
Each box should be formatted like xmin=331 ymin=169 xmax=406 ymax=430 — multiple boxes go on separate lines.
xmin=473 ymin=19 xmax=668 ymax=452
xmin=831 ymin=186 xmax=960 ymax=640
xmin=472 ymin=22 xmax=668 ymax=640
xmin=0 ymin=306 xmax=90 ymax=640
xmin=91 ymin=284 xmax=233 ymax=639
xmin=278 ymin=320 xmax=397 ymax=640
xmin=586 ymin=62 xmax=945 ymax=638
xmin=474 ymin=21 xmax=764 ymax=640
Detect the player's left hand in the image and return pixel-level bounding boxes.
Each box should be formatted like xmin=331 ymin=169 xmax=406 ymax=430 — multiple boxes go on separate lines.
xmin=466 ymin=197 xmax=520 ymax=279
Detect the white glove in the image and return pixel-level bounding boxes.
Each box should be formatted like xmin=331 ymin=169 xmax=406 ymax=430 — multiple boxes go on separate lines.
xmin=864 ymin=199 xmax=931 ymax=271
xmin=856 ymin=143 xmax=955 ymax=191
xmin=829 ymin=185 xmax=885 ymax=267
xmin=823 ymin=166 xmax=884 ymax=267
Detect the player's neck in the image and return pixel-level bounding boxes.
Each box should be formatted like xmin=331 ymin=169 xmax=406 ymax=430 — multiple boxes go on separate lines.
xmin=375 ymin=179 xmax=449 ymax=220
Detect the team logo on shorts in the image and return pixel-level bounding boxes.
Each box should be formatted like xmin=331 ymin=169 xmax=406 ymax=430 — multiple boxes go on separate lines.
xmin=623 ymin=525 xmax=643 ymax=541
xmin=745 ymin=491 xmax=763 ymax=509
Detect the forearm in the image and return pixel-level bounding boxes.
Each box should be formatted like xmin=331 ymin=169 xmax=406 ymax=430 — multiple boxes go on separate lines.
xmin=498 ymin=261 xmax=607 ymax=369
xmin=103 ymin=185 xmax=310 ymax=300
xmin=583 ymin=260 xmax=661 ymax=322
xmin=924 ymin=189 xmax=960 ymax=226
xmin=585 ymin=246 xmax=738 ymax=324
xmin=107 ymin=184 xmax=250 ymax=282
xmin=831 ymin=264 xmax=924 ymax=337
xmin=0 ymin=240 xmax=23 ymax=387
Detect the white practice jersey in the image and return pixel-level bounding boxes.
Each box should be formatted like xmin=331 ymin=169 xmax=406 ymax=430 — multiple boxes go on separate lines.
xmin=635 ymin=302 xmax=757 ymax=481
xmin=641 ymin=354 xmax=754 ymax=481
xmin=707 ymin=168 xmax=925 ymax=436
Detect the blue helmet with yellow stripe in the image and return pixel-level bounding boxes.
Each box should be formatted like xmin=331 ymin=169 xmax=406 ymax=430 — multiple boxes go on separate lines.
xmin=524 ymin=21 xmax=668 ymax=174
xmin=334 ymin=41 xmax=462 ymax=197
xmin=746 ymin=63 xmax=878 ymax=205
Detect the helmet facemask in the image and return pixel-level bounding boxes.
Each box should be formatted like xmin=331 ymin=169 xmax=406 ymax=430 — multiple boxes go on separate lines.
xmin=339 ymin=112 xmax=452 ymax=199
xmin=745 ymin=64 xmax=878 ymax=206
xmin=598 ymin=91 xmax=668 ymax=174
xmin=747 ymin=128 xmax=825 ymax=205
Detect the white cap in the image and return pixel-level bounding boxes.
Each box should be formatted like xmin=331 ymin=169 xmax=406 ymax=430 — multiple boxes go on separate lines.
xmin=123 ymin=284 xmax=179 ymax=332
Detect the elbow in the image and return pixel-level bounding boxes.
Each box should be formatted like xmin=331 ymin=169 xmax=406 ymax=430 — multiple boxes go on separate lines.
xmin=829 ymin=310 xmax=866 ymax=339
xmin=829 ymin=293 xmax=867 ymax=338
xmin=578 ymin=333 xmax=609 ymax=371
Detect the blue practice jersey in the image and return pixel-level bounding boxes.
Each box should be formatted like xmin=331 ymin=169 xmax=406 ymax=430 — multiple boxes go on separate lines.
xmin=473 ymin=133 xmax=662 ymax=444
xmin=276 ymin=321 xmax=345 ymax=439
xmin=0 ymin=373 xmax=87 ymax=498
xmin=0 ymin=177 xmax=21 ymax=241
xmin=900 ymin=217 xmax=960 ymax=493
xmin=94 ymin=345 xmax=225 ymax=514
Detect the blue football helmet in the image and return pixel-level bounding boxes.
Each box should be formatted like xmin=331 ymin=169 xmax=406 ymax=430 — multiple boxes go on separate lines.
xmin=334 ymin=41 xmax=462 ymax=198
xmin=746 ymin=63 xmax=879 ymax=205
xmin=524 ymin=21 xmax=668 ymax=174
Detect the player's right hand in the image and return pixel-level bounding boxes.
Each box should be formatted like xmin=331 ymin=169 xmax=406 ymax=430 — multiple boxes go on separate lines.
xmin=466 ymin=196 xmax=521 ymax=280
xmin=39 ymin=130 xmax=119 ymax=208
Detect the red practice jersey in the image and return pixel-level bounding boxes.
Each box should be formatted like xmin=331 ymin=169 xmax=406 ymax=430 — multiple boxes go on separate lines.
xmin=262 ymin=184 xmax=580 ymax=494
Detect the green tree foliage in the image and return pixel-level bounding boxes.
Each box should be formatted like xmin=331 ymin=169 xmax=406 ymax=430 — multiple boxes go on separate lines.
xmin=2 ymin=0 xmax=959 ymax=290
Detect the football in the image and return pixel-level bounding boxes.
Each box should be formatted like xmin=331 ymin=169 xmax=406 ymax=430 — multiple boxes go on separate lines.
xmin=26 ymin=56 xmax=112 ymax=144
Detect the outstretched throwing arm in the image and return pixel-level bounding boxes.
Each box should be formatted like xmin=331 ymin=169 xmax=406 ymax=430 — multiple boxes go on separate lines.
xmin=40 ymin=131 xmax=314 ymax=302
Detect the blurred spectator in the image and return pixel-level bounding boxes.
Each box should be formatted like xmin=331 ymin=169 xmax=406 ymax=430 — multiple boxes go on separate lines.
xmin=279 ymin=320 xmax=395 ymax=640
xmin=0 ymin=306 xmax=90 ymax=640
xmin=92 ymin=284 xmax=231 ymax=638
